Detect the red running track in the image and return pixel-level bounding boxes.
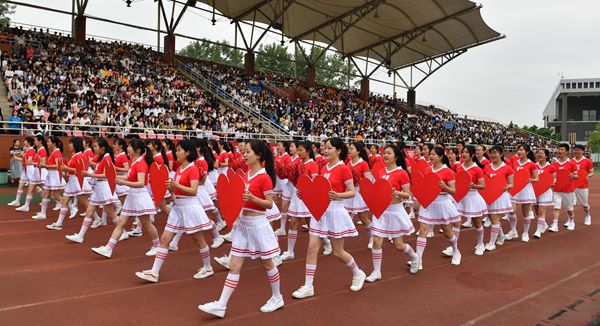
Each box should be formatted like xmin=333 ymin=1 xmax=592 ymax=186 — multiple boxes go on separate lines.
xmin=0 ymin=181 xmax=599 ymax=326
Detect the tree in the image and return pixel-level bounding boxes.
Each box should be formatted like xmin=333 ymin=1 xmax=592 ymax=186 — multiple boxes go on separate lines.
xmin=256 ymin=43 xmax=294 ymax=76
xmin=520 ymin=125 xmax=561 ymax=141
xmin=294 ymin=46 xmax=358 ymax=88
xmin=587 ymin=121 xmax=600 ymax=151
xmin=0 ymin=1 xmax=15 ymax=28
xmin=178 ymin=39 xmax=243 ymax=67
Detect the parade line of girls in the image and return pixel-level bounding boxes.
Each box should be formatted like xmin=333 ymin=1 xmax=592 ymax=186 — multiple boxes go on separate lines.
xmin=6 ymin=136 xmax=594 ymax=318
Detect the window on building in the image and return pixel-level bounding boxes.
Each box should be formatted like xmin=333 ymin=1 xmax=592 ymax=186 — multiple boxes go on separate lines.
xmin=572 ymin=83 xmax=577 ymax=89
xmin=566 ymin=83 xmax=571 ymax=89
xmin=582 ymin=110 xmax=597 ymax=121
xmin=584 ymin=82 xmax=589 ymax=88
xmin=578 ymin=82 xmax=582 ymax=88
xmin=596 ymin=82 xmax=600 ymax=88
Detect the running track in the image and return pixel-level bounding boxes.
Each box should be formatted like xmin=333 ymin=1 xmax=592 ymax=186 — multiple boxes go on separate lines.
xmin=0 ymin=181 xmax=599 ymax=326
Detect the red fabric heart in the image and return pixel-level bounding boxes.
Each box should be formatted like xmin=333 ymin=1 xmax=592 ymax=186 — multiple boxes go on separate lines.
xmin=554 ymin=169 xmax=571 ymax=191
xmin=149 ymin=162 xmax=169 ymax=207
xmin=371 ymin=161 xmax=386 ymax=179
xmin=359 ymin=178 xmax=392 ymax=218
xmin=216 ymin=173 xmax=245 ymax=228
xmin=411 ymin=172 xmax=441 ymax=209
xmin=104 ymin=160 xmax=117 ymax=195
xmin=227 ymin=168 xmax=237 ymax=180
xmin=573 ymin=170 xmax=588 ymax=188
xmin=57 ymin=158 xmax=63 ymax=181
xmin=412 ymin=160 xmax=429 ymax=174
xmin=509 ymin=169 xmax=530 ymax=196
xmin=406 ymin=156 xmax=416 ymax=170
xmin=75 ymin=158 xmax=85 ymax=189
xmin=236 ymin=168 xmax=245 ymax=177
xmin=478 ymin=175 xmax=507 ymax=205
xmin=452 ymin=171 xmax=472 ymax=203
xmin=533 ymin=172 xmax=554 ymax=197
xmin=297 ymin=174 xmax=331 ymax=221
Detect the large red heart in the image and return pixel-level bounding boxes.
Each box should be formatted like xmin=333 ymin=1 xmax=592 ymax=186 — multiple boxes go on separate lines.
xmin=412 ymin=160 xmax=429 ymax=174
xmin=359 ymin=178 xmax=392 ymax=218
xmin=406 ymin=156 xmax=416 ymax=170
xmin=149 ymin=162 xmax=169 ymax=207
xmin=57 ymin=158 xmax=63 ymax=181
xmin=452 ymin=171 xmax=472 ymax=203
xmin=216 ymin=173 xmax=245 ymax=228
xmin=227 ymin=168 xmax=237 ymax=180
xmin=75 ymin=158 xmax=85 ymax=189
xmin=411 ymin=172 xmax=441 ymax=209
xmin=478 ymin=175 xmax=507 ymax=205
xmin=371 ymin=161 xmax=385 ymax=179
xmin=533 ymin=172 xmax=554 ymax=197
xmin=573 ymin=170 xmax=588 ymax=188
xmin=297 ymin=174 xmax=331 ymax=221
xmin=554 ymin=169 xmax=572 ymax=191
xmin=236 ymin=168 xmax=245 ymax=177
xmin=105 ymin=159 xmax=117 ymax=195
xmin=509 ymin=169 xmax=530 ymax=196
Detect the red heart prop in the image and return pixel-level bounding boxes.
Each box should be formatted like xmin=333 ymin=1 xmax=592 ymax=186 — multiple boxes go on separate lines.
xmin=452 ymin=171 xmax=472 ymax=203
xmin=371 ymin=161 xmax=385 ymax=179
xmin=297 ymin=174 xmax=331 ymax=221
xmin=75 ymin=158 xmax=85 ymax=189
xmin=509 ymin=169 xmax=530 ymax=196
xmin=216 ymin=173 xmax=245 ymax=228
xmin=57 ymin=158 xmax=63 ymax=181
xmin=104 ymin=159 xmax=117 ymax=195
xmin=478 ymin=175 xmax=507 ymax=205
xmin=554 ymin=169 xmax=571 ymax=191
xmin=236 ymin=168 xmax=245 ymax=177
xmin=533 ymin=172 xmax=554 ymax=197
xmin=359 ymin=178 xmax=392 ymax=218
xmin=227 ymin=168 xmax=237 ymax=180
xmin=149 ymin=162 xmax=169 ymax=207
xmin=411 ymin=172 xmax=441 ymax=209
xmin=406 ymin=156 xmax=416 ymax=170
xmin=573 ymin=170 xmax=588 ymax=188
xmin=412 ymin=160 xmax=429 ymax=174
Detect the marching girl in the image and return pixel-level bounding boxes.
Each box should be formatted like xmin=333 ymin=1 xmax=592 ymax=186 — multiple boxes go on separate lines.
xmin=345 ymin=142 xmax=374 ymax=248
xmin=112 ymin=138 xmax=129 ymax=214
xmin=199 ymin=140 xmax=284 ymax=317
xmin=207 ymin=139 xmax=221 ymax=185
xmin=416 ymin=143 xmax=436 ymax=237
xmin=507 ymin=144 xmax=539 ymax=242
xmin=279 ymin=141 xmax=300 ymax=235
xmin=274 ymin=141 xmax=292 ymax=236
xmin=66 ymin=138 xmax=119 ymax=244
xmin=532 ymin=149 xmax=556 ymax=238
xmin=483 ymin=145 xmax=514 ymax=252
xmin=91 ymin=139 xmax=161 ymax=258
xmin=412 ymin=147 xmax=462 ymax=273
xmin=16 ymin=135 xmax=46 ymax=212
xmin=292 ymin=137 xmax=366 ymax=299
xmin=572 ymin=144 xmax=593 ymax=226
xmin=365 ymin=144 xmax=418 ymax=282
xmin=447 ymin=148 xmax=461 ymax=173
xmin=550 ymin=143 xmax=578 ymax=231
xmin=217 ymin=140 xmax=231 ymax=175
xmin=313 ymin=141 xmax=326 ymax=168
xmin=33 ymin=136 xmax=66 ymax=220
xmin=8 ymin=137 xmax=34 ymax=208
xmin=148 ymin=139 xmax=172 ymax=214
xmin=368 ymin=144 xmax=383 ymax=167
xmin=135 ymin=140 xmax=215 ymax=282
xmin=199 ymin=139 xmax=227 ymax=231
xmin=46 ymin=137 xmax=93 ymax=230
xmin=475 ymin=145 xmax=491 ymax=167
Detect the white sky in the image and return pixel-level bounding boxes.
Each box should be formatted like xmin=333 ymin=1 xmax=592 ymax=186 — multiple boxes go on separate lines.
xmin=9 ymin=0 xmax=600 ymax=126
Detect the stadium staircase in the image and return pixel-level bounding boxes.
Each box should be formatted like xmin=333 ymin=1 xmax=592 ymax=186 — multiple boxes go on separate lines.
xmin=0 ymin=83 xmax=12 ymax=121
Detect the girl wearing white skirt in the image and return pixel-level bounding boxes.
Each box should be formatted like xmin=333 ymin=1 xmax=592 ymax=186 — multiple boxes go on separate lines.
xmin=198 ymin=139 xmax=283 ymax=317
xmin=91 ymin=139 xmax=161 ymax=258
xmin=275 ymin=141 xmax=296 ymax=237
xmin=292 ymin=137 xmax=366 ymax=299
xmin=135 ymin=140 xmax=214 ymax=283
xmin=533 ymin=149 xmax=556 ymax=239
xmin=273 ymin=141 xmax=291 ymax=236
xmin=346 ymin=142 xmax=374 ymax=248
xmin=217 ymin=140 xmax=231 ymax=175
xmin=66 ymin=138 xmax=119 ymax=244
xmin=365 ymin=144 xmax=417 ymax=282
xmin=8 ymin=137 xmax=33 ymax=208
xmin=508 ymin=144 xmax=539 ymax=242
xmin=33 ymin=136 xmax=66 ymax=220
xmin=412 ymin=147 xmax=462 ymax=273
xmin=113 ymin=139 xmax=130 ymax=213
xmin=16 ymin=135 xmax=46 ymax=212
xmin=148 ymin=139 xmax=173 ymax=215
xmin=47 ymin=138 xmax=93 ymax=230
xmin=207 ymin=139 xmax=220 ymax=185
xmin=483 ymin=145 xmax=515 ymax=252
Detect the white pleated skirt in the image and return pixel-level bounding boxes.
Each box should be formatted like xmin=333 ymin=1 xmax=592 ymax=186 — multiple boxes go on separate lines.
xmin=536 ymin=188 xmax=554 ymax=206
xmin=487 ymin=191 xmax=514 ymax=215
xmin=370 ymin=203 xmax=415 ymax=238
xmin=273 ymin=177 xmax=285 ymax=195
xmin=456 ymin=190 xmax=488 ymax=217
xmin=196 ymin=185 xmax=216 ymax=211
xmin=345 ymin=186 xmax=369 ymax=213
xmin=204 ymin=177 xmax=217 ymax=199
xmin=288 ymin=191 xmax=311 ymax=218
xmin=89 ymin=180 xmax=119 ymax=206
xmin=309 ymin=201 xmax=359 ymax=238
xmin=164 ymin=197 xmax=213 ymax=234
xmin=208 ymin=170 xmax=219 ymax=188
xmin=418 ymin=194 xmax=461 ymax=225
xmin=121 ymin=187 xmax=157 ymax=217
xmin=231 ymin=213 xmax=281 ymax=260
xmin=26 ymin=165 xmax=47 ymax=185
xmin=43 ymin=170 xmax=66 ymax=190
xmin=511 ymin=183 xmax=536 ymax=204
xmin=64 ymin=175 xmax=92 ymax=196
xmin=19 ymin=168 xmax=29 ymax=183
xmin=266 ymin=204 xmax=282 ymax=222
xmin=281 ymin=181 xmax=295 ymax=201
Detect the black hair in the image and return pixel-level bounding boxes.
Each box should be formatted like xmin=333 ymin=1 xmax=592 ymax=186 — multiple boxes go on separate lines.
xmin=423 ymin=143 xmax=434 ymax=153
xmin=573 ymin=144 xmax=585 ymax=151
xmin=24 ymin=136 xmax=34 ymax=147
xmin=489 ymin=145 xmax=505 ymax=162
xmin=558 ymin=143 xmax=570 ymax=151
xmin=448 ymin=147 xmax=459 ymax=159
xmin=96 ymin=138 xmax=115 ymax=163
xmin=70 ymin=137 xmax=84 ymax=153
xmin=432 ymin=147 xmax=450 ymax=168
xmin=208 ymin=139 xmax=219 ymax=152
xmin=48 ymin=135 xmax=63 ymax=153
xmin=457 ymin=140 xmax=466 ymax=147
xmin=278 ymin=140 xmax=290 ymax=154
xmin=395 ymin=141 xmax=406 ymax=151
xmin=435 ymin=142 xmax=446 ymax=149
xmin=463 ymin=145 xmax=484 ymax=168
xmin=537 ymin=148 xmax=550 ymax=162
xmin=312 ymin=142 xmax=321 ymax=151
xmin=384 ymin=144 xmax=407 ymax=171
xmin=114 ymin=138 xmax=127 ymax=151
xmin=351 ymin=142 xmax=371 ymax=168
xmin=289 ymin=140 xmax=299 ymax=155
xmin=476 ymin=144 xmax=490 ymax=160
xmin=35 ymin=135 xmax=48 ymax=154
xmin=249 ymin=139 xmax=276 ymax=186
xmin=194 ymin=138 xmax=215 ymax=172
xmin=298 ymin=141 xmax=315 ymax=160
xmin=164 ymin=139 xmax=176 ymax=154
xmin=130 ymin=138 xmax=154 ymax=166
xmin=327 ymin=137 xmax=348 ymax=161
xmin=517 ymin=144 xmax=536 ymax=162
xmin=150 ymin=139 xmax=169 ymax=169
xmin=176 ymin=139 xmax=198 ymax=163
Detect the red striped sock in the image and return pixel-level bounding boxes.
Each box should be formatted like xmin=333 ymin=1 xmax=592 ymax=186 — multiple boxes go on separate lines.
xmin=40 ymin=199 xmax=49 ymax=215
xmin=345 ymin=257 xmax=361 ymax=277
xmin=56 ymin=207 xmax=68 ymax=226
xmin=489 ymin=224 xmax=500 ymax=244
xmin=15 ymin=190 xmax=23 ymax=202
xmin=106 ymin=238 xmax=118 ymax=250
xmin=199 ymin=246 xmax=211 ymax=268
xmin=152 ymin=237 xmax=160 ymax=247
xmin=451 ymin=227 xmax=460 ymax=239
xmin=24 ymin=195 xmax=32 ymax=208
xmin=210 ymin=220 xmax=219 ymax=238
xmin=371 ymin=248 xmax=383 ymax=274
xmin=448 ymin=236 xmax=459 ymax=254
xmin=475 ymin=226 xmax=484 ymax=246
xmin=78 ymin=217 xmax=93 ymax=238
xmin=509 ymin=213 xmax=517 ymax=232
xmin=218 ymin=273 xmax=240 ymax=306
xmin=266 ymin=267 xmax=281 ymax=298
xmin=304 ymin=263 xmax=316 ymax=287
xmin=287 ymin=230 xmax=298 ymax=253
xmin=416 ymin=236 xmax=427 ymax=258
xmin=403 ymin=244 xmax=418 ymax=260
xmin=523 ymin=219 xmax=531 ymax=234
xmin=537 ymin=218 xmax=546 ymax=231
xmin=151 ymin=247 xmax=169 ymax=275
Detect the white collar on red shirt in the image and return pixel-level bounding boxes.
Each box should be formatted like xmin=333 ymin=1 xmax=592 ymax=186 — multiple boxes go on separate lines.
xmin=351 ymin=158 xmax=363 ymax=166
xmin=326 ymin=160 xmax=344 ymax=171
xmin=461 ymin=162 xmax=476 ymax=170
xmin=490 ymin=162 xmax=506 ymax=171
xmin=178 ymin=162 xmax=194 ymax=173
xmin=131 ymin=155 xmax=144 ymax=165
xmin=537 ymin=162 xmax=550 ymax=169
xmin=247 ymin=168 xmax=266 ymax=181
xmin=384 ymin=166 xmax=403 ymax=174
xmin=517 ymin=158 xmax=531 ymax=166
xmin=572 ymin=156 xmax=585 ymax=163
xmin=52 ymin=148 xmax=61 ymax=155
xmin=556 ymin=158 xmax=571 ymax=165
xmin=116 ymin=152 xmax=126 ymax=158
xmin=431 ymin=164 xmax=447 ymax=173
xmin=479 ymin=156 xmax=489 ymax=162
xmin=153 ymin=153 xmax=161 ymax=158
xmin=303 ymin=159 xmax=314 ymax=165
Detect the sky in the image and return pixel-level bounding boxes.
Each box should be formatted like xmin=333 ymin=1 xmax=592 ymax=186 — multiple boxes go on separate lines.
xmin=9 ymin=0 xmax=600 ymax=127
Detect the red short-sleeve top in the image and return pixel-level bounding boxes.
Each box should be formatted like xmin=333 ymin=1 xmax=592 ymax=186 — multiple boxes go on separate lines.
xmin=173 ymin=163 xmax=199 ymax=196
xmin=243 ymin=168 xmax=273 ymax=212
xmin=456 ymin=163 xmax=485 ymax=185
xmin=321 ymin=161 xmax=353 ymax=193
xmin=380 ymin=166 xmax=410 ymax=191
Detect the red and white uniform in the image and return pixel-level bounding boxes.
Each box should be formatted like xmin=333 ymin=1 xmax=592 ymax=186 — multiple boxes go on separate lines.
xmin=450 ymin=161 xmax=461 ymax=173
xmin=418 ymin=165 xmax=460 ymax=225
xmin=455 ymin=163 xmax=488 ymax=217
xmin=217 ymin=151 xmax=230 ymax=175
xmin=89 ymin=153 xmax=119 ymax=206
xmin=370 ymin=167 xmax=415 ymax=238
xmin=194 ymin=158 xmax=216 ymax=211
xmin=369 ymin=154 xmax=383 ymax=168
xmin=121 ymin=156 xmax=157 ymax=217
xmin=44 ymin=149 xmax=66 ymax=190
xmin=552 ymin=159 xmax=578 ymax=211
xmin=572 ymin=156 xmax=593 ymax=208
xmin=282 ymin=155 xmax=301 ymax=201
xmin=478 ymin=156 xmax=491 ymax=168
xmin=511 ymin=159 xmax=538 ymax=204
xmin=535 ymin=162 xmax=556 ymax=206
xmin=63 ymin=152 xmax=92 ymax=196
xmin=309 ymin=161 xmax=359 ymax=238
xmin=19 ymin=147 xmax=34 ymax=182
xmin=274 ymin=152 xmax=291 ymax=195
xmin=289 ymin=159 xmax=319 ymax=218
xmin=114 ymin=152 xmax=130 ymax=196
xmin=29 ymin=147 xmax=47 ymax=184
xmin=345 ymin=158 xmax=370 ymax=214
xmin=483 ymin=163 xmax=514 ymax=215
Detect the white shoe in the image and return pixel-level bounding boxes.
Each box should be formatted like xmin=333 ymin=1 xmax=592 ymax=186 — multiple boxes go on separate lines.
xmin=145 ymin=246 xmax=159 ymax=256
xmin=66 ymin=233 xmax=84 ymax=243
xmin=533 ymin=230 xmax=542 ymax=239
xmin=69 ymin=206 xmax=78 ymax=219
xmin=567 ymin=221 xmax=575 ymax=231
xmin=91 ymin=246 xmax=112 ymax=258
xmin=214 ymin=256 xmax=230 ymax=269
xmin=426 ymin=231 xmax=434 ymax=238
xmin=584 ymin=215 xmax=591 ymax=226
xmin=409 ymin=258 xmax=421 ymax=274
xmin=52 ymin=204 xmax=61 ymax=211
xmin=365 ymin=271 xmax=382 ymax=283
xmin=496 ymin=236 xmax=505 ymax=246
xmin=521 ymin=234 xmax=530 ymax=243
xmin=462 ymin=220 xmax=472 ymax=228
xmin=119 ymin=231 xmax=129 ymax=241
xmin=483 ymin=218 xmax=491 ymax=228
xmin=211 ymin=236 xmax=225 ymax=249
xmin=193 ymin=267 xmax=214 ymax=279
xmin=438 ymin=229 xmax=444 ymax=234
xmin=367 ymin=237 xmax=373 ymax=249
xmin=260 ymin=296 xmax=284 ymax=313
xmin=7 ymin=200 xmax=20 ymax=207
xmin=504 ymin=230 xmax=518 ymax=241
xmin=292 ymin=285 xmax=314 ymax=299
xmin=280 ymin=251 xmax=295 ymax=261
xmin=274 ymin=228 xmax=286 ymax=236
xmin=198 ymin=301 xmax=226 ymax=318
xmin=548 ymin=223 xmax=559 ymax=232
xmin=563 ymin=220 xmax=570 ymax=227
xmin=16 ymin=205 xmax=30 ymax=212
xmin=135 ymin=270 xmax=158 ymax=283
xmin=216 ymin=220 xmax=227 ymax=231
xmin=168 ymin=243 xmax=179 ymax=251
xmin=502 ymin=215 xmax=509 ymax=221
xmin=451 ymin=252 xmax=462 ymax=266
xmin=222 ymin=232 xmax=232 ymax=242
xmin=127 ymin=228 xmax=143 ymax=237
xmin=442 ymin=246 xmax=453 ymax=257
xmin=91 ymin=218 xmax=106 ymax=229
xmin=474 ymin=244 xmax=485 ymax=256
xmin=32 ymin=213 xmax=46 ymax=220
xmin=323 ymin=242 xmax=332 ymax=256
xmin=46 ymin=222 xmax=63 ymax=230
xmin=408 ymin=211 xmax=415 ymax=220
xmin=273 ymin=255 xmax=283 ymax=267
xmin=302 ymin=224 xmax=309 ymax=230
xmin=485 ymin=243 xmax=496 ymax=252
xmin=79 ymin=212 xmax=86 ymax=217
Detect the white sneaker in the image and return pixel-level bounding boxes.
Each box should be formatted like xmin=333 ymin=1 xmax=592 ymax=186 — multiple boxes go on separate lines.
xmin=32 ymin=213 xmax=46 ymax=220
xmin=302 ymin=224 xmax=309 ymax=230
xmin=16 ymin=205 xmax=30 ymax=212
xmin=485 ymin=243 xmax=496 ymax=252
xmin=496 ymin=236 xmax=505 ymax=246
xmin=168 ymin=243 xmax=179 ymax=251
xmin=214 ymin=256 xmax=230 ymax=269
xmin=548 ymin=223 xmax=559 ymax=232
xmin=91 ymin=246 xmax=112 ymax=258
xmin=426 ymin=231 xmax=434 ymax=238
xmin=502 ymin=215 xmax=509 ymax=221
xmin=7 ymin=200 xmax=20 ymax=207
xmin=273 ymin=255 xmax=282 ymax=267
xmin=274 ymin=228 xmax=286 ymax=236
xmin=53 ymin=204 xmax=61 ymax=211
xmin=80 ymin=212 xmax=86 ymax=217
xmin=365 ymin=271 xmax=382 ymax=283
xmin=91 ymin=218 xmax=106 ymax=229
xmin=216 ymin=220 xmax=227 ymax=231
xmin=127 ymin=228 xmax=143 ymax=237
xmin=409 ymin=258 xmax=421 ymax=274
xmin=442 ymin=246 xmax=453 ymax=257
xmin=521 ymin=233 xmax=530 ymax=243
xmin=119 ymin=231 xmax=129 ymax=241
xmin=367 ymin=237 xmax=373 ymax=249
xmin=198 ymin=301 xmax=226 ymax=318
xmin=193 ymin=267 xmax=214 ymax=279
xmin=145 ymin=246 xmax=159 ymax=256
xmin=584 ymin=215 xmax=591 ymax=226
xmin=260 ymin=296 xmax=284 ymax=313
xmin=211 ymin=236 xmax=225 ymax=249
xmin=483 ymin=218 xmax=491 ymax=228
xmin=533 ymin=230 xmax=542 ymax=239
xmin=408 ymin=211 xmax=415 ymax=219
xmin=504 ymin=230 xmax=518 ymax=241
xmin=69 ymin=206 xmax=78 ymax=219
xmin=135 ymin=270 xmax=158 ymax=283
xmin=280 ymin=251 xmax=295 ymax=261
xmin=462 ymin=220 xmax=472 ymax=228
xmin=438 ymin=229 xmax=444 ymax=234
xmin=451 ymin=252 xmax=462 ymax=266
xmin=323 ymin=242 xmax=332 ymax=256
xmin=567 ymin=221 xmax=575 ymax=231
xmin=563 ymin=220 xmax=570 ymax=227
xmin=46 ymin=222 xmax=63 ymax=230
xmin=474 ymin=244 xmax=485 ymax=256
xmin=222 ymin=232 xmax=232 ymax=242
xmin=292 ymin=285 xmax=314 ymax=299
xmin=66 ymin=233 xmax=84 ymax=243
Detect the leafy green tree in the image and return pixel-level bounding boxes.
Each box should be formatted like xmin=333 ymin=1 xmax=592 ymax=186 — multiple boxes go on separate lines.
xmin=0 ymin=1 xmax=15 ymax=28
xmin=256 ymin=43 xmax=294 ymax=76
xmin=178 ymin=39 xmax=243 ymax=67
xmin=587 ymin=121 xmax=600 ymax=151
